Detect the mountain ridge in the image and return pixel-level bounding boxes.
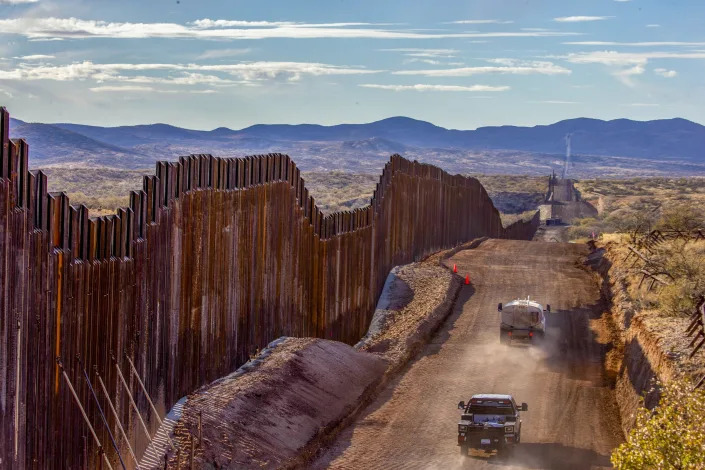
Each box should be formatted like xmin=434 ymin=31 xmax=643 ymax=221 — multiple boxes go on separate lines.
xmin=7 ymin=115 xmax=705 ymax=173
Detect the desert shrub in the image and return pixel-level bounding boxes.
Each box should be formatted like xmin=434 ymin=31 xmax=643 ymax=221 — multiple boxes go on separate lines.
xmin=656 ymin=242 xmax=705 ymax=316
xmin=612 ymin=380 xmax=705 ymax=470
xmin=656 ymin=203 xmax=705 ymax=233
xmin=659 ymin=282 xmax=700 ymax=317
xmin=566 ymin=217 xmax=602 ymax=239
xmin=566 ymin=225 xmax=593 ymax=239
xmin=577 ymin=217 xmax=598 ymax=227
xmin=605 ymin=207 xmax=658 ymax=241
xmin=500 ymin=210 xmax=538 ymax=226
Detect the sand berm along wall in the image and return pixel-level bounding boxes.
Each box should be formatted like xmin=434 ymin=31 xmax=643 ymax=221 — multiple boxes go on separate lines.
xmin=0 ymin=107 xmax=539 ymax=469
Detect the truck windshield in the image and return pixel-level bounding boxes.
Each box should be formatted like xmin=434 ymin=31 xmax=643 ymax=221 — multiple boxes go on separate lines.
xmin=468 ymin=405 xmax=514 ymax=415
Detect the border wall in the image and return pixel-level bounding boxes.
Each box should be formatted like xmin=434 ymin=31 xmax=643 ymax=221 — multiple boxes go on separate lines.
xmin=0 ymin=107 xmax=539 ymax=468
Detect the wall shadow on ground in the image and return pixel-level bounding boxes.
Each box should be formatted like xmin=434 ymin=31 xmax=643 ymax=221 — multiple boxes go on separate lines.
xmin=484 ymin=442 xmax=612 ymax=469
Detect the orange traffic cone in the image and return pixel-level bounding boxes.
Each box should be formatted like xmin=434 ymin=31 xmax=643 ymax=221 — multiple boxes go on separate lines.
xmin=453 ymin=264 xmax=458 ymax=273
xmin=465 ymin=275 xmax=470 ymax=285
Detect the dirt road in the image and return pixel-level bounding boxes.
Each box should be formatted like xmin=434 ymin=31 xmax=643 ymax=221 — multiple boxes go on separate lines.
xmin=312 ymin=239 xmax=623 ymax=470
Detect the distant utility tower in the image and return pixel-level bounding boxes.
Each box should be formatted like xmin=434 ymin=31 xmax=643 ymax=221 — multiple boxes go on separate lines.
xmin=562 ymin=133 xmax=572 ymax=179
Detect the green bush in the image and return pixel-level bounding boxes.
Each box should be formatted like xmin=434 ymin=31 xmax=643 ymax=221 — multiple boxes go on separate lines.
xmin=612 ymin=380 xmax=705 ymax=470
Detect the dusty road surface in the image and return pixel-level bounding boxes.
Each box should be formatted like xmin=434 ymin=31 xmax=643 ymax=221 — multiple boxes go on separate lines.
xmin=312 ymin=239 xmax=623 ymax=470
xmin=533 ymin=224 xmax=570 ymax=243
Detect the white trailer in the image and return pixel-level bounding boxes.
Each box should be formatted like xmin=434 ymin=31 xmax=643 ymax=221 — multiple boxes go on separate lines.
xmin=497 ymin=298 xmax=549 ymax=344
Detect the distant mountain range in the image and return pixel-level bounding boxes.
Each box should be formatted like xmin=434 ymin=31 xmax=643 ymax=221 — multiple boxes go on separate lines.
xmin=8 ymin=115 xmax=705 ymax=176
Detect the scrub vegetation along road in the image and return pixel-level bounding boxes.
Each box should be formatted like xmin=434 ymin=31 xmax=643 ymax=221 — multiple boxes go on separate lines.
xmin=313 ymin=239 xmax=623 ymax=470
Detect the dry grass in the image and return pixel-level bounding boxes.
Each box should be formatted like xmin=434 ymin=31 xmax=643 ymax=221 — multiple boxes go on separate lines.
xmin=473 ymin=174 xmax=546 ymax=214
xmin=39 ymin=167 xmax=379 ymax=216
xmin=301 ymin=171 xmax=377 ymax=213
xmin=36 ymin=166 xmax=547 ymax=220
xmin=41 ymin=167 xmax=145 ymax=216
xmin=500 ymin=210 xmax=539 ymax=226
xmin=569 ymin=177 xmax=705 ymax=240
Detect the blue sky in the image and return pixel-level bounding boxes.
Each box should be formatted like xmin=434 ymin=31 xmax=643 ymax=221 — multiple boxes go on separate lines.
xmin=0 ymin=0 xmax=703 ymax=129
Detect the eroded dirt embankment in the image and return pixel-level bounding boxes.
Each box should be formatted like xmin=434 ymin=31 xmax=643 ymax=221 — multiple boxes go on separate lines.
xmin=591 ymin=241 xmax=705 ymax=435
xmin=159 ymin=248 xmax=463 ymax=469
xmin=165 ymin=338 xmax=386 ymax=469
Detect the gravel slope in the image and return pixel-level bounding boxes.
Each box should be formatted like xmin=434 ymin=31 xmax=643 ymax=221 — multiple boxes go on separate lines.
xmin=167 ymin=338 xmax=387 ymax=469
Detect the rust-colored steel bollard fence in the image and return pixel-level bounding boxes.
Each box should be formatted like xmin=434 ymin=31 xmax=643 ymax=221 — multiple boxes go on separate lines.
xmin=0 ymin=106 xmax=540 ymax=468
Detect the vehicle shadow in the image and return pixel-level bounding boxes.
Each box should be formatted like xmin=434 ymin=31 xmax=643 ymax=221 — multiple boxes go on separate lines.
xmin=482 ymin=442 xmax=612 ymax=469
xmin=534 ymin=302 xmax=614 ymax=386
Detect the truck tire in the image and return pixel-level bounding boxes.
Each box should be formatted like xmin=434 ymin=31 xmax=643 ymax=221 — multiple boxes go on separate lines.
xmin=460 ymin=445 xmax=468 ymax=456
xmin=499 ymin=330 xmax=509 ymax=345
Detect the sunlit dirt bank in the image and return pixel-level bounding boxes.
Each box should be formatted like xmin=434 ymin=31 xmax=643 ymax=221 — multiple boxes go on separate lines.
xmin=312 ymin=239 xmax=624 ymax=470
xmin=591 ymin=241 xmax=705 ymax=436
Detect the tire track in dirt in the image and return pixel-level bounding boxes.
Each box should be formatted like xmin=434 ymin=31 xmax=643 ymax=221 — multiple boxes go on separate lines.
xmin=311 ymin=239 xmax=623 ymax=470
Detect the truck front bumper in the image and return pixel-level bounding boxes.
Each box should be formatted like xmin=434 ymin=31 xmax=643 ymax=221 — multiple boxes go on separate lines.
xmin=458 ymin=432 xmax=516 ymax=449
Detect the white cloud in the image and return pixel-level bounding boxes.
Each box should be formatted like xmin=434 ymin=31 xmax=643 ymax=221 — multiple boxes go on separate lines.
xmin=191 ymin=19 xmax=294 ymax=28
xmin=622 ymin=103 xmax=660 ymax=107
xmin=197 ymin=48 xmax=252 ymax=60
xmin=394 ymin=59 xmax=570 ymax=76
xmin=404 ymin=58 xmax=442 ymax=65
xmin=614 ymin=0 xmax=631 ymax=2
xmin=448 ymin=20 xmax=513 ymax=25
xmin=0 ymin=17 xmax=581 ymax=40
xmin=383 ymin=48 xmax=466 ymax=66
xmin=90 ymin=85 xmax=218 ymax=94
xmin=554 ymin=16 xmax=612 ymax=23
xmin=646 ymin=24 xmax=661 ymax=28
xmin=196 ymin=62 xmax=380 ymax=80
xmin=192 ymin=19 xmax=383 ymax=28
xmin=90 ymin=85 xmax=155 ymax=92
xmin=562 ymin=50 xmax=705 ymax=66
xmin=0 ymin=61 xmax=174 ymax=81
xmin=360 ymin=84 xmax=509 ymax=92
xmin=381 ymin=48 xmax=459 ymax=58
xmin=564 ymin=41 xmax=705 ymax=47
xmin=527 ymin=100 xmax=579 ymax=104
xmin=654 ymin=67 xmax=677 ymax=78
xmin=562 ymin=50 xmax=705 ymax=86
xmin=613 ymin=64 xmax=645 ymax=86
xmin=0 ymin=60 xmax=380 ymax=83
xmin=119 ymin=72 xmax=242 ymax=86
xmin=15 ymin=54 xmax=54 ymax=60
xmin=0 ymin=0 xmax=38 ymax=4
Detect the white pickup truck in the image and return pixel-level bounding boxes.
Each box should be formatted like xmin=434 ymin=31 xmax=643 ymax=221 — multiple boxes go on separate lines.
xmin=498 ymin=298 xmax=549 ymax=344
